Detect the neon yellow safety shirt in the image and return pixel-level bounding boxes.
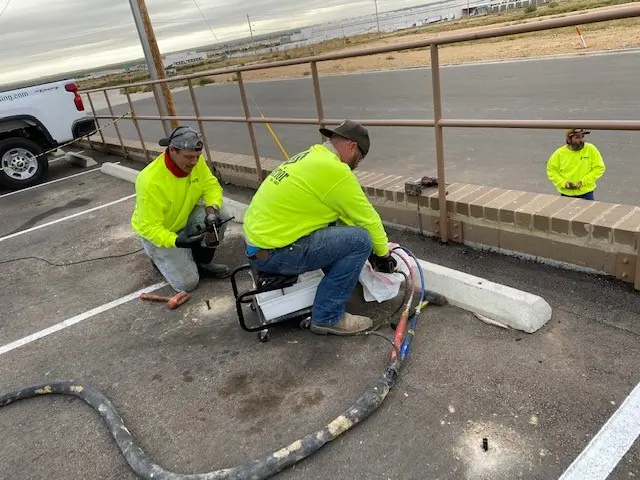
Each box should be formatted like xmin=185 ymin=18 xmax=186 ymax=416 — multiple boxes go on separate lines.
xmin=243 ymin=144 xmax=389 ymax=257
xmin=131 ymin=151 xmax=223 ymax=248
xmin=546 ymin=142 xmax=606 ymax=196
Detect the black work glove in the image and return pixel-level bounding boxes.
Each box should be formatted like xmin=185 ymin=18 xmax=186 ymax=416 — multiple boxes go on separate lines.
xmin=369 ymin=253 xmax=397 ymax=274
xmin=175 ymin=230 xmax=205 ymax=249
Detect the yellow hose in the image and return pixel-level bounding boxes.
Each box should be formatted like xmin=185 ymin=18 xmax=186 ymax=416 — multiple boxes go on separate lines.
xmin=251 ymin=97 xmax=289 ymax=160
xmin=261 ymin=114 xmax=289 ymax=160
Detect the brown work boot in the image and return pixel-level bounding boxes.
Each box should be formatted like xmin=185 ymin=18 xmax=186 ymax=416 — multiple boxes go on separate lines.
xmin=310 ymin=313 xmax=373 ymax=336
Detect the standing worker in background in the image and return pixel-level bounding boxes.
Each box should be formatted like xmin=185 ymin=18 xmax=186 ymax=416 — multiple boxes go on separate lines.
xmin=242 ymin=120 xmax=397 ymax=336
xmin=546 ymin=128 xmax=606 ymax=201
xmin=131 ymin=126 xmax=232 ymax=292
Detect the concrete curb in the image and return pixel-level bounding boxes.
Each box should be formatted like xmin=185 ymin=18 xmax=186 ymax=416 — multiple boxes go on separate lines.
xmin=223 ymin=198 xmax=248 ymax=223
xmin=100 ymin=162 xmax=249 ymax=223
xmin=65 ymin=151 xmax=98 ymax=168
xmin=101 ymin=162 xmax=553 ymax=332
xmin=101 ymin=162 xmax=138 ymax=183
xmin=412 ymin=259 xmax=552 ymax=333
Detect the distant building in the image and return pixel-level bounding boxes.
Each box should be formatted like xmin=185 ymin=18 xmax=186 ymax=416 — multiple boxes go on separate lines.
xmin=290 ymin=28 xmax=313 ymax=42
xmin=463 ymin=0 xmax=550 ymax=16
xmin=83 ymin=69 xmax=127 ymax=80
xmin=162 ymin=52 xmax=208 ymax=69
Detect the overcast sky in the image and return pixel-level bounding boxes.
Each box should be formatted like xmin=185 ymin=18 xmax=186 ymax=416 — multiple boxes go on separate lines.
xmin=0 ymin=0 xmax=427 ymax=85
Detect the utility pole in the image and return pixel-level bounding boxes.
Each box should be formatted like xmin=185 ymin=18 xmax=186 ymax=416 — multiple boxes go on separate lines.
xmin=247 ymin=14 xmax=257 ymax=58
xmin=374 ymin=0 xmax=381 ymax=34
xmin=129 ymin=0 xmax=178 ymax=133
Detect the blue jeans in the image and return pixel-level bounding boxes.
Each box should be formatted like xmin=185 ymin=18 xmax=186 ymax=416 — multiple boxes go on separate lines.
xmin=249 ymin=226 xmax=373 ymax=325
xmin=562 ymin=191 xmax=595 ymax=200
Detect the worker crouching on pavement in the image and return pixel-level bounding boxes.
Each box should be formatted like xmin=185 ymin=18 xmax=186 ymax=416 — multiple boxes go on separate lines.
xmin=242 ymin=120 xmax=397 ymax=336
xmin=131 ymin=126 xmax=232 ymax=292
xmin=546 ymin=128 xmax=606 ymax=201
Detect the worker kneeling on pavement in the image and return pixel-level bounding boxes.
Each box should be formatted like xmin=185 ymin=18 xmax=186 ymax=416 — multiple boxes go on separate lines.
xmin=242 ymin=120 xmax=397 ymax=336
xmin=131 ymin=126 xmax=232 ymax=292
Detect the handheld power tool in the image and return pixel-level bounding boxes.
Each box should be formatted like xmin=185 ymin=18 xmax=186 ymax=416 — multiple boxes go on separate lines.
xmin=194 ymin=216 xmax=235 ymax=248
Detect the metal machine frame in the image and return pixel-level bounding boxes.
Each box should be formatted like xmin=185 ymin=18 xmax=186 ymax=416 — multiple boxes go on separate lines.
xmin=230 ymin=264 xmax=312 ymax=342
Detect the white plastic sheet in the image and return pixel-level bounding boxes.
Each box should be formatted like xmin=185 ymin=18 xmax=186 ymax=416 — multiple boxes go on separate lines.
xmin=358 ymin=243 xmax=417 ymax=303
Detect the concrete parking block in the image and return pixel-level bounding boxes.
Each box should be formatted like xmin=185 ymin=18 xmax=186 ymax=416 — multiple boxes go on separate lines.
xmin=100 ymin=161 xmax=554 ymax=334
xmin=412 ymin=259 xmax=552 ymax=333
xmin=65 ymin=151 xmax=98 ymax=168
xmin=101 ymin=162 xmax=138 ymax=183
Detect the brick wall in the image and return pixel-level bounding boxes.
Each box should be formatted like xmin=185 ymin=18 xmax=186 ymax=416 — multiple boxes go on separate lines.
xmin=85 ymin=136 xmax=640 ymax=290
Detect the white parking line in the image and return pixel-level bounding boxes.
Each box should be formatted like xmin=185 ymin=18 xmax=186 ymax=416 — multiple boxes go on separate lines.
xmin=0 ymin=194 xmax=137 ymax=243
xmin=559 ymin=381 xmax=640 ymax=480
xmin=0 ymin=162 xmax=120 ymax=199
xmin=0 ymin=282 xmax=167 ymax=357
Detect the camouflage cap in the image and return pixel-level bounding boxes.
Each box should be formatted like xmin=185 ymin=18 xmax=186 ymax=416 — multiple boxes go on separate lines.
xmin=566 ymin=128 xmax=591 ymax=137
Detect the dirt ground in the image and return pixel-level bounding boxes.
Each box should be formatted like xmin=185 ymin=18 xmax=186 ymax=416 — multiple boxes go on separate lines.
xmin=208 ymin=9 xmax=640 ymax=84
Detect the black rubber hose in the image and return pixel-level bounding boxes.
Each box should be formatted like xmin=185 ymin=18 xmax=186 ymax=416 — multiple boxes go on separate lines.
xmin=0 ymin=359 xmax=404 ymax=480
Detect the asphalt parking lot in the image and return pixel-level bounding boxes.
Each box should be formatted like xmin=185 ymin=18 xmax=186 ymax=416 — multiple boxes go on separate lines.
xmin=0 ymin=152 xmax=638 ymax=480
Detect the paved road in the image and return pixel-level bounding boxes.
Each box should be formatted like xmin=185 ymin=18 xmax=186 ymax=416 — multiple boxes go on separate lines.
xmin=96 ymin=51 xmax=640 ymax=205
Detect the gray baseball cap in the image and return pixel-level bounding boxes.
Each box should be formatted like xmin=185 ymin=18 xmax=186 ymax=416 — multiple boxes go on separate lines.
xmin=320 ymin=120 xmax=370 ymax=157
xmin=159 ymin=126 xmax=204 ymax=151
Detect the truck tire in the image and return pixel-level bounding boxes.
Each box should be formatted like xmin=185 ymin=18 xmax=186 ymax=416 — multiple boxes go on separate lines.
xmin=0 ymin=137 xmax=49 ymax=189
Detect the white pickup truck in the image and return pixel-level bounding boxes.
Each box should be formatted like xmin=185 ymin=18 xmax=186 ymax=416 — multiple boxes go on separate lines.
xmin=0 ymin=79 xmax=96 ymax=189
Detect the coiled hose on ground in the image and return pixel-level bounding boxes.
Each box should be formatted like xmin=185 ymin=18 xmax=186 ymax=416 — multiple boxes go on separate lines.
xmin=0 ymin=248 xmax=431 ymax=480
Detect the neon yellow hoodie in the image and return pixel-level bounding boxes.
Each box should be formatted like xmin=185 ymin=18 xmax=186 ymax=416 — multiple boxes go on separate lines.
xmin=546 ymin=142 xmax=605 ymax=196
xmin=131 ymin=151 xmax=223 ymax=248
xmin=243 ymin=144 xmax=390 ymax=256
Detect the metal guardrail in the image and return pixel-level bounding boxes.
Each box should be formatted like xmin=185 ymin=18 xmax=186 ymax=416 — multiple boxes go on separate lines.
xmin=81 ymin=4 xmax=640 ymax=243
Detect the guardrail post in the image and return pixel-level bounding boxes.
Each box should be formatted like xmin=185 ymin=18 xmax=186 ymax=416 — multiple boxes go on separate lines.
xmin=310 ymin=62 xmax=326 ymax=142
xmin=236 ymin=71 xmax=264 ymax=183
xmin=430 ymin=44 xmax=449 ymax=243
xmin=85 ymin=92 xmax=106 ymax=148
xmin=104 ymin=90 xmax=128 ymax=159
xmin=635 ymin=245 xmax=640 ymax=291
xmin=124 ymin=87 xmax=150 ymax=162
xmin=187 ymin=79 xmax=222 ymax=181
xmin=82 ymin=97 xmax=94 ymax=151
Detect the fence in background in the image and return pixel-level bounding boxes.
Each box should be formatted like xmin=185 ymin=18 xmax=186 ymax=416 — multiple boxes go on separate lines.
xmin=81 ymin=4 xmax=640 ymax=244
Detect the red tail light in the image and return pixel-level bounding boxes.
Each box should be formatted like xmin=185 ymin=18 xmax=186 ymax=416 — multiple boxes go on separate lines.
xmin=65 ymin=82 xmax=85 ymax=112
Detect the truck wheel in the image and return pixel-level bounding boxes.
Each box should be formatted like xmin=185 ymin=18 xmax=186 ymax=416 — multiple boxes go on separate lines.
xmin=0 ymin=137 xmax=49 ymax=189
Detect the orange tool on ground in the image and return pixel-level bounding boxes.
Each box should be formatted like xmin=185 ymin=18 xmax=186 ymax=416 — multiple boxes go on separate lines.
xmin=140 ymin=291 xmax=190 ymax=309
